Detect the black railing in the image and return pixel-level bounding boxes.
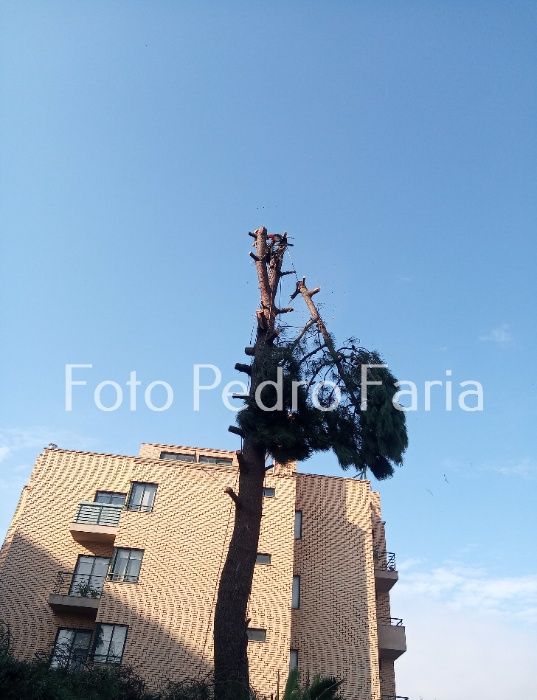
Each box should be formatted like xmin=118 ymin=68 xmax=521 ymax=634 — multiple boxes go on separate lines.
xmin=53 ymin=571 xmax=105 ymax=599
xmin=374 ymin=549 xmax=397 ymax=572
xmin=378 ymin=617 xmax=404 ymax=627
xmin=381 ymin=696 xmax=409 ymax=700
xmin=73 ymin=501 xmax=122 ymax=526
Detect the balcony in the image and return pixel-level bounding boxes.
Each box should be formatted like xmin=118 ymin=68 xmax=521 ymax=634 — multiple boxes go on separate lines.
xmin=378 ymin=617 xmax=407 ymax=660
xmin=69 ymin=501 xmax=122 ymax=544
xmin=374 ymin=550 xmax=399 ymax=593
xmin=381 ymin=696 xmax=409 ymax=700
xmin=48 ymin=571 xmax=104 ymax=617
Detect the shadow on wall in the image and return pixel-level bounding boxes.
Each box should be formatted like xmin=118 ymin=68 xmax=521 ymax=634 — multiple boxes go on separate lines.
xmin=0 ymin=533 xmax=212 ymax=692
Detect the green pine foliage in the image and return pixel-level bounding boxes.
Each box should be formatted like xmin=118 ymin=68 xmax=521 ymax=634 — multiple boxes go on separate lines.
xmin=236 ymin=339 xmax=408 ymax=480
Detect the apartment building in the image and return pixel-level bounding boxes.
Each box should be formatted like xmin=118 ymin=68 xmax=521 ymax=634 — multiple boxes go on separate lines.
xmin=0 ymin=442 xmax=407 ymax=699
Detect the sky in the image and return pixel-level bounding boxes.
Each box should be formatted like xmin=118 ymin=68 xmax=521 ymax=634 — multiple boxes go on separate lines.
xmin=1 ymin=2 xmax=536 ymax=697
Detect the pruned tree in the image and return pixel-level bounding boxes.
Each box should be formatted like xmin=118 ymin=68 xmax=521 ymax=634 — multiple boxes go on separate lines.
xmin=213 ymin=228 xmax=408 ymax=699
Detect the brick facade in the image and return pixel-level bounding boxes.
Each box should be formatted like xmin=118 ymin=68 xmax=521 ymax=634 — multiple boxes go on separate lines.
xmin=0 ymin=443 xmax=405 ymax=699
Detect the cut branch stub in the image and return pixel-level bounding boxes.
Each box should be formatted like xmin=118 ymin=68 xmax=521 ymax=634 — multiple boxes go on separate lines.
xmin=235 ymin=363 xmax=252 ymax=376
xmin=224 ymin=487 xmax=241 ymax=508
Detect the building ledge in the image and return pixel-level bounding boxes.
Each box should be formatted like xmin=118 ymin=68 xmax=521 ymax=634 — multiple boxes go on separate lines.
xmin=48 ymin=593 xmax=100 ymax=617
xmin=375 ymin=568 xmax=399 ymax=593
xmin=378 ymin=619 xmax=407 ymax=660
xmin=69 ymin=522 xmax=118 ymax=544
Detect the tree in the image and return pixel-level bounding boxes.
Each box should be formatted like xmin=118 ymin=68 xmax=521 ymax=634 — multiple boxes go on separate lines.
xmin=281 ymin=668 xmax=344 ymax=700
xmin=213 ymin=229 xmax=408 ymax=699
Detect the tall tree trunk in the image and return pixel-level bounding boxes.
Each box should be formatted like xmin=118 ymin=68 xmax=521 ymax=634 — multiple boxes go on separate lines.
xmin=213 ymin=440 xmax=265 ymax=700
xmin=213 ymin=227 xmax=287 ymax=700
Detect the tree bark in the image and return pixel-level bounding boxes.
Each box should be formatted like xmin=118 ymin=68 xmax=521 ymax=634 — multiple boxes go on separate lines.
xmin=213 ymin=227 xmax=287 ymax=700
xmin=213 ymin=440 xmax=266 ymax=699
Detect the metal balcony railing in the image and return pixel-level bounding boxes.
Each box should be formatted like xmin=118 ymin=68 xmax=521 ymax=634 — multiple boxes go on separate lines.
xmin=379 ymin=617 xmax=404 ymax=627
xmin=73 ymin=501 xmax=122 ymax=527
xmin=381 ymin=696 xmax=409 ymax=700
xmin=53 ymin=571 xmax=106 ymax=598
xmin=374 ymin=549 xmax=397 ymax=571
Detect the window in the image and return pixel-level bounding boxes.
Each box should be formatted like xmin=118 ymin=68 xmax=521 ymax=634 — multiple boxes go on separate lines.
xmin=50 ymin=628 xmax=92 ymax=669
xmin=93 ymin=624 xmax=128 ymax=664
xmin=292 ymin=575 xmax=301 ymax=609
xmin=294 ymin=511 xmax=302 ymax=539
xmin=70 ymin=555 xmax=110 ymax=597
xmin=109 ymin=548 xmax=144 ymax=583
xmin=127 ymin=482 xmax=157 ymax=512
xmin=199 ymin=454 xmax=233 ymax=466
xmin=95 ymin=491 xmax=126 ymax=506
xmin=246 ymin=628 xmax=266 ymax=642
xmin=256 ymin=553 xmax=271 ymax=565
xmin=262 ymin=487 xmax=275 ymax=498
xmin=160 ymin=451 xmax=195 ymax=462
xmin=289 ymin=649 xmax=298 ymax=671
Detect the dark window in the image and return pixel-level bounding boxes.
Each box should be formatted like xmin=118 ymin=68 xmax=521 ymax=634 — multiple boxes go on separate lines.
xmin=95 ymin=491 xmax=126 ymax=506
xmin=262 ymin=487 xmax=275 ymax=498
xmin=290 ymin=649 xmax=298 ymax=670
xmin=294 ymin=510 xmax=302 ymax=539
xmin=256 ymin=553 xmax=272 ymax=565
xmin=199 ymin=455 xmax=233 ymax=466
xmin=109 ymin=548 xmax=144 ymax=583
xmin=292 ymin=575 xmax=300 ymax=609
xmin=160 ymin=451 xmax=196 ymax=462
xmin=127 ymin=482 xmax=157 ymax=512
xmin=246 ymin=628 xmax=266 ymax=642
xmin=50 ymin=628 xmax=92 ymax=669
xmin=93 ymin=624 xmax=128 ymax=664
xmin=70 ymin=555 xmax=109 ymax=597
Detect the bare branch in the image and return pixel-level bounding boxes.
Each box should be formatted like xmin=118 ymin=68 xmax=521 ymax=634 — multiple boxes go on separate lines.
xmin=298 ymin=343 xmax=327 ymax=364
xmin=296 ymin=278 xmax=362 ymax=411
xmin=290 ymin=319 xmax=316 ymax=348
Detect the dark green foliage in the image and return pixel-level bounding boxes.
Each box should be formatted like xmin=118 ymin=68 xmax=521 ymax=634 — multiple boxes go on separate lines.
xmin=0 ymin=653 xmax=152 ymax=700
xmin=0 ymin=643 xmax=259 ymax=700
xmin=235 ymin=338 xmax=408 ymax=480
xmin=281 ymin=669 xmax=344 ymax=700
xmin=236 ymin=346 xmax=325 ymax=463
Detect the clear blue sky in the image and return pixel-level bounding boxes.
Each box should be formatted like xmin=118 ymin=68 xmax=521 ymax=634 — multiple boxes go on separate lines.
xmin=1 ymin=3 xmax=536 ymax=697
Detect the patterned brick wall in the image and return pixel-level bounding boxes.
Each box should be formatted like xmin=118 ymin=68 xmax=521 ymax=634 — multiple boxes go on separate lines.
xmin=292 ymin=474 xmax=381 ymax=700
xmin=371 ymin=492 xmax=396 ymax=698
xmin=0 ymin=444 xmax=402 ymax=699
xmin=0 ymin=446 xmax=295 ymax=696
